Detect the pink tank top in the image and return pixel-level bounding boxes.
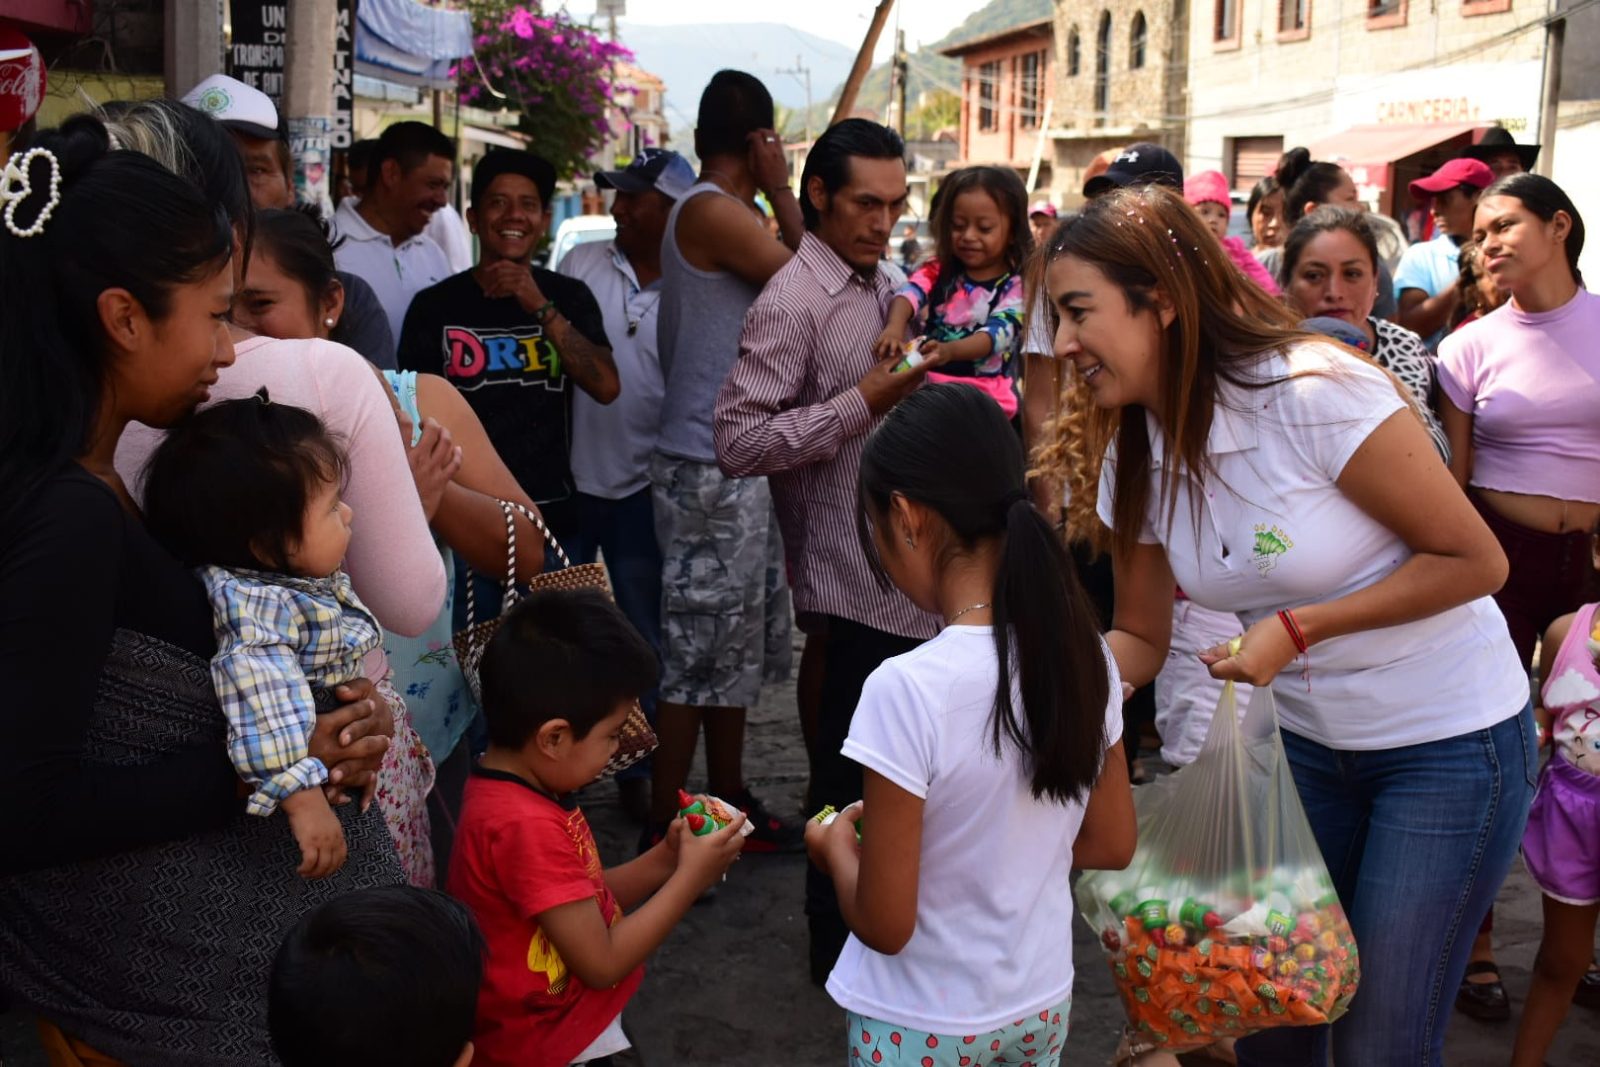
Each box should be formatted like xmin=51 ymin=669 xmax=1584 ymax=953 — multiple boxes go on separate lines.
xmin=1541 ymin=601 xmax=1600 ymax=776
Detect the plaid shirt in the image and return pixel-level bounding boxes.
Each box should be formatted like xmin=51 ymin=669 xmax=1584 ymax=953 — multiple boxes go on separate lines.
xmin=201 ymin=566 xmax=383 ymax=817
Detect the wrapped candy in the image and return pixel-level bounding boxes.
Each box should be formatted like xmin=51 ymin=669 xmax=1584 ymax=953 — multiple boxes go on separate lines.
xmin=1077 ymin=678 xmax=1361 ymax=1052
xmin=675 ymin=790 xmax=755 ymax=837
xmin=810 ymin=803 xmax=863 ymax=842
xmin=893 ymin=338 xmax=926 ymax=374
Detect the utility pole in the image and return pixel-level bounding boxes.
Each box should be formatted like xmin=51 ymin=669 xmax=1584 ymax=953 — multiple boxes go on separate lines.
xmin=894 ymin=28 xmax=909 ymax=137
xmin=832 ymin=0 xmax=895 ymax=127
xmin=284 ymin=0 xmax=337 ymax=213
xmin=776 ymin=56 xmax=813 ymax=143
xmin=1537 ymin=12 xmax=1565 ymax=177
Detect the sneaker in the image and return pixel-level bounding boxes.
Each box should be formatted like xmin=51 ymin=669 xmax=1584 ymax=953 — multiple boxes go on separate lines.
xmin=727 ymin=787 xmax=806 ymax=853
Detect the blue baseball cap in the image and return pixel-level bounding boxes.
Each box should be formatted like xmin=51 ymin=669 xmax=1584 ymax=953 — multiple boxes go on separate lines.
xmin=595 ymin=148 xmax=695 ymax=200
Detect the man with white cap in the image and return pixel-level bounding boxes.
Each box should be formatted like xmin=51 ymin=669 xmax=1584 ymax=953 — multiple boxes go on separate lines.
xmin=556 ymin=148 xmax=696 ymax=819
xmin=181 ymin=74 xmax=294 ymax=210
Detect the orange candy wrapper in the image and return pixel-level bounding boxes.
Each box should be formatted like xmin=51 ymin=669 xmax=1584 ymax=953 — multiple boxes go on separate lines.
xmin=1100 ymin=885 xmax=1359 ymax=1052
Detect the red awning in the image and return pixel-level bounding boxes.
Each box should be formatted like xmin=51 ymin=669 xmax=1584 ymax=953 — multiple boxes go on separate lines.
xmin=1309 ymin=122 xmax=1482 ymax=187
xmin=1 ymin=0 xmax=92 ymax=37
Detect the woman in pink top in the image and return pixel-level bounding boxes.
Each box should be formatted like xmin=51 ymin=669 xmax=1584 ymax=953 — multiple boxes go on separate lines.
xmin=1438 ymin=174 xmax=1599 ymax=663
xmin=1437 ymin=173 xmax=1599 ymax=1016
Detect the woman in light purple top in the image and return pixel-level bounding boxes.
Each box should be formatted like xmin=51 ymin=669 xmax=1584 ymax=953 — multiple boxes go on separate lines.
xmin=1437 ymin=173 xmax=1600 ymax=1017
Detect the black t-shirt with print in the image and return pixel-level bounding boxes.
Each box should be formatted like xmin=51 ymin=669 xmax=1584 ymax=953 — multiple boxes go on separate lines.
xmin=397 ymin=266 xmax=610 ymax=506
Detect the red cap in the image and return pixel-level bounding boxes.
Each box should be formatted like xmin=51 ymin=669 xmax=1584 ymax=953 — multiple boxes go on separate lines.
xmin=1408 ymin=158 xmax=1494 ymax=199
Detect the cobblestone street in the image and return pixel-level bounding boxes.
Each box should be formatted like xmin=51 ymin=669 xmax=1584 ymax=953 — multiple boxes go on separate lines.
xmin=4 ymin=660 xmax=1599 ymax=1065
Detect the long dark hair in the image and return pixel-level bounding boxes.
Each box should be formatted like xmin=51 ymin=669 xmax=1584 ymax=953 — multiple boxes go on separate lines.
xmin=1276 ymin=147 xmax=1348 ymax=222
xmin=799 ymin=118 xmax=904 ymax=230
xmin=1481 ymin=171 xmax=1586 ymax=287
xmin=1280 ymin=206 xmax=1380 ymax=287
xmin=931 ymin=165 xmax=1032 ymax=282
xmin=856 ymin=385 xmax=1110 ymax=803
xmin=0 ymin=116 xmax=232 ymax=526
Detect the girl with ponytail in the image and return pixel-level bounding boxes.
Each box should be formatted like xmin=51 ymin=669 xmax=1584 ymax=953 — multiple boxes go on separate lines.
xmin=806 ymin=383 xmax=1134 ymax=1061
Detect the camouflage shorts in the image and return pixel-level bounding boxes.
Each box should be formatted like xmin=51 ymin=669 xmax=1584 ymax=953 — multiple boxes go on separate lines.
xmin=650 ymin=454 xmax=790 ymax=708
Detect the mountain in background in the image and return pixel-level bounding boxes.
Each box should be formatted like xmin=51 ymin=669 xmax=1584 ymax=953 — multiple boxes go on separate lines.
xmin=615 ymin=0 xmax=1051 ymax=147
xmin=615 ymin=21 xmax=857 ymax=126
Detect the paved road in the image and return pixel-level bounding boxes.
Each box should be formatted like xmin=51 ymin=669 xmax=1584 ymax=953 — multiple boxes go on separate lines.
xmin=4 ymin=659 xmax=1598 ymax=1065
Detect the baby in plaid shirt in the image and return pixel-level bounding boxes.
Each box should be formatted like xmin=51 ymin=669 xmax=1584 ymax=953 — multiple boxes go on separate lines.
xmin=143 ymin=390 xmax=379 ymax=878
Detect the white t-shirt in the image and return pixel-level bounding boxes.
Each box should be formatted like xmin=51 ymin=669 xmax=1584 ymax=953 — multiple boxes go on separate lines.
xmin=1096 ymin=341 xmax=1526 ymax=750
xmin=332 ymin=199 xmax=453 ymax=344
xmin=557 ymin=241 xmax=665 ymax=500
xmin=826 ymin=625 xmax=1123 ymax=1034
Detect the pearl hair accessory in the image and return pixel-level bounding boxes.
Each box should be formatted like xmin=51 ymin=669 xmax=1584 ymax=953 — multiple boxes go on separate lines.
xmin=1 ymin=147 xmax=62 ymax=239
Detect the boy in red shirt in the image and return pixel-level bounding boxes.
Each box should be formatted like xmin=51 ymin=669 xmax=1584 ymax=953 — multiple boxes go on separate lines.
xmin=447 ymin=589 xmax=745 ymax=1066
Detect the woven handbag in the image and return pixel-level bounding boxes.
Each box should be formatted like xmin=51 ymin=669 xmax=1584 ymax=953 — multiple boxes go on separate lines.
xmin=451 ymin=499 xmax=657 ymax=778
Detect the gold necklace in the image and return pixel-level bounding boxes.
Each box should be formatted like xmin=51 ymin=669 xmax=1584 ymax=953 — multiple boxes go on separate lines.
xmin=946 ymin=602 xmax=990 ymax=625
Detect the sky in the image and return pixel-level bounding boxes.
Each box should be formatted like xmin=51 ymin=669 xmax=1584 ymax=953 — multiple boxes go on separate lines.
xmin=562 ymin=0 xmax=981 ymax=63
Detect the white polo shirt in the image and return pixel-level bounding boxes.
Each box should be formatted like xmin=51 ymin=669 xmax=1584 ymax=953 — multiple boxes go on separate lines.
xmin=1097 ymin=341 xmax=1526 ymax=751
xmin=332 ymin=199 xmax=453 ymax=344
xmin=557 ymin=240 xmax=666 ymax=500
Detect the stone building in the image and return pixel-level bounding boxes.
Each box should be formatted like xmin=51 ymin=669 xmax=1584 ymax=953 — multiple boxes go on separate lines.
xmin=1048 ymin=0 xmax=1188 ymax=207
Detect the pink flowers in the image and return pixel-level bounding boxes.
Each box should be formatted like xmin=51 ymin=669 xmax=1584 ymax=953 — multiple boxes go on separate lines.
xmin=454 ymin=2 xmax=633 ymax=179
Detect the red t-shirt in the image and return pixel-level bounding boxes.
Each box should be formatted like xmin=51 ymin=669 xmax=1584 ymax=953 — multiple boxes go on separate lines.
xmin=446 ymin=770 xmax=643 ymax=1067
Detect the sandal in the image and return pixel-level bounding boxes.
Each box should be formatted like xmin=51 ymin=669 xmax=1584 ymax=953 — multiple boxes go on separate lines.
xmin=1455 ymin=959 xmax=1510 ymax=1021
xmin=1574 ymin=961 xmax=1600 ymax=1009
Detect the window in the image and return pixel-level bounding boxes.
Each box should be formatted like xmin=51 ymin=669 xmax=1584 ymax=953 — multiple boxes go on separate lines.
xmin=978 ymin=60 xmax=1000 ymax=132
xmin=1129 ymin=13 xmax=1148 ymax=69
xmin=1095 ymin=12 xmax=1111 ymax=119
xmin=1215 ymin=0 xmax=1239 ymax=43
xmin=1366 ymin=0 xmax=1407 ymax=26
xmin=1278 ymin=0 xmax=1309 ymax=38
xmin=1018 ymin=51 xmax=1045 ymax=129
xmin=1068 ymin=27 xmax=1081 ymax=77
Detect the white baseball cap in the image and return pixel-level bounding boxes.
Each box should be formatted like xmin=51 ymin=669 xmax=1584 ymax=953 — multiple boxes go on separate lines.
xmin=181 ymin=74 xmax=280 ymax=141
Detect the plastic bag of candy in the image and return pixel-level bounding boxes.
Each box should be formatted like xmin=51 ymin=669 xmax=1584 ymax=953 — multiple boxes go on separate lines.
xmin=1076 ymin=678 xmax=1359 ymax=1053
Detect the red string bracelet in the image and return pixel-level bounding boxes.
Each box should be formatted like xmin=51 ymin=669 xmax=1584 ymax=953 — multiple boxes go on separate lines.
xmin=1277 ymin=609 xmax=1309 ymax=654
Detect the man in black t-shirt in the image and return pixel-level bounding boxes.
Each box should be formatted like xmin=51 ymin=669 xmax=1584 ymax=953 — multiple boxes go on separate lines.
xmin=398 ymin=150 xmax=618 ymax=545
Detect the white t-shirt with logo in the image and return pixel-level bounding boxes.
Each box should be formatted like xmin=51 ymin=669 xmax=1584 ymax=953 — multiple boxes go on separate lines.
xmin=1096 ymin=341 xmax=1526 ymax=751
xmin=826 ymin=625 xmax=1123 ymax=1034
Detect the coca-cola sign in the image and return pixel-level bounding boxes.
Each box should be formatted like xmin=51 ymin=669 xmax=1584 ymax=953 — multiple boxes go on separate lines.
xmin=0 ymin=29 xmax=45 ymax=134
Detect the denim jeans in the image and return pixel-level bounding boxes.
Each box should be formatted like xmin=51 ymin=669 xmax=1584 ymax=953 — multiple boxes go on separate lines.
xmin=564 ymin=489 xmax=663 ymax=781
xmin=1236 ymin=704 xmax=1536 ymax=1067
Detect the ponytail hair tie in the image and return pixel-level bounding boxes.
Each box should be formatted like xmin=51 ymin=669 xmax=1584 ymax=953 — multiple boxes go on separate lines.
xmin=1 ymin=147 xmax=63 ymax=239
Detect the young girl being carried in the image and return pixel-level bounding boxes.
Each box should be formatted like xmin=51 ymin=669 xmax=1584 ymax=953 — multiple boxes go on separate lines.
xmin=1511 ymin=526 xmax=1600 ymax=1066
xmin=806 ymin=384 xmax=1136 ymax=1065
xmin=873 ymin=167 xmax=1032 ymax=418
xmin=143 ymin=391 xmax=385 ymax=879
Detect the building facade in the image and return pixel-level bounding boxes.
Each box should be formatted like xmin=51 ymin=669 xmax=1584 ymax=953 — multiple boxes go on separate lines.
xmin=1185 ymin=0 xmax=1552 ymax=219
xmin=1048 ymin=0 xmax=1189 ymax=207
xmin=941 ymin=18 xmax=1058 ymax=191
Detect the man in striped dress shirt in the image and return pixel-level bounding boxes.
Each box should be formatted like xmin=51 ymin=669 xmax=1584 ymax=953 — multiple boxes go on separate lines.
xmin=714 ymin=119 xmax=942 ymax=985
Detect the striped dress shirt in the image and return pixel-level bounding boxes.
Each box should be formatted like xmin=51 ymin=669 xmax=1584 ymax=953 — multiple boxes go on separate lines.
xmin=715 ymin=233 xmax=940 ymax=641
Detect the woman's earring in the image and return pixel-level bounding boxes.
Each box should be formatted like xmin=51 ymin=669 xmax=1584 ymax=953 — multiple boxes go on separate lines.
xmin=905 ymin=535 xmax=914 ymax=548
xmin=324 ymin=317 xmax=336 ymax=328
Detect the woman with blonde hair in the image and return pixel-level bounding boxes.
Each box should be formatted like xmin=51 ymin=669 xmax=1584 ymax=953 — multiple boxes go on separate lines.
xmin=1035 ymin=184 xmax=1531 ymax=1066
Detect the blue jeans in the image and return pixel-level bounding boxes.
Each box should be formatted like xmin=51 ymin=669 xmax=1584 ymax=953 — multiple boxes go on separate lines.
xmin=1236 ymin=704 xmax=1536 ymax=1067
xmin=565 ymin=489 xmax=663 ymax=781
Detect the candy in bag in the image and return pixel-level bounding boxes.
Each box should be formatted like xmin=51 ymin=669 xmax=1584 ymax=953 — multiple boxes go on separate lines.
xmin=1076 ymin=678 xmax=1359 ymax=1053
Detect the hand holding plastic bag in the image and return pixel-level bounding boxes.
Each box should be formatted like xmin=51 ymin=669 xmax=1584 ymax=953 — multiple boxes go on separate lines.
xmin=1076 ymin=674 xmax=1359 ymax=1054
